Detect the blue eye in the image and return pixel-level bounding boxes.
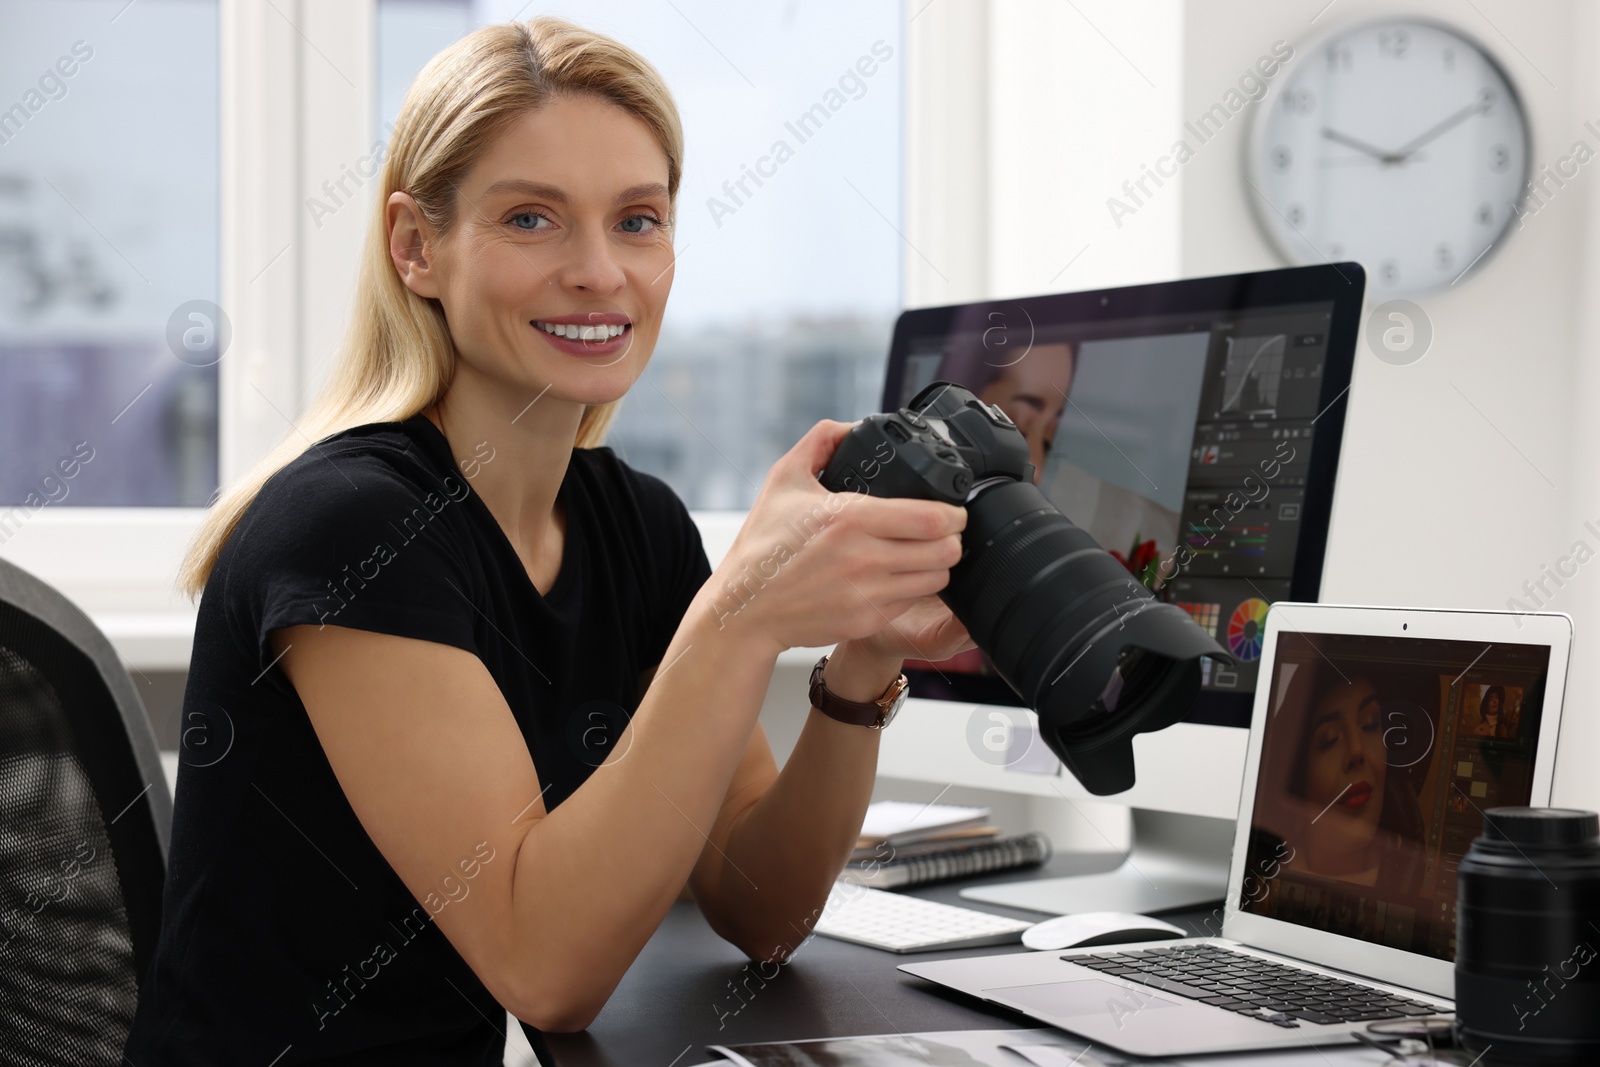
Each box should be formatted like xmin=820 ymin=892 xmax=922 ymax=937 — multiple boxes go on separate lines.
xmin=619 ymin=213 xmax=662 ymax=234
xmin=508 ymin=211 xmax=550 ymax=231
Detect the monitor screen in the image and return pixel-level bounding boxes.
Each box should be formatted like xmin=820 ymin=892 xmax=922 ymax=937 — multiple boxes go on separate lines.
xmin=1239 ymin=631 xmax=1552 ymax=962
xmin=882 ymin=264 xmax=1361 ymax=729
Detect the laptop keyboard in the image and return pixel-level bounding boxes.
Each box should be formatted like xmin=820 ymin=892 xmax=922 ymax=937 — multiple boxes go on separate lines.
xmin=1070 ymin=942 xmax=1442 ymax=1028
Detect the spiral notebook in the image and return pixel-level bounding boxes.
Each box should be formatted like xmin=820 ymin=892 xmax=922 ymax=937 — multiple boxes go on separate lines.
xmin=839 ymin=831 xmax=1051 ymax=890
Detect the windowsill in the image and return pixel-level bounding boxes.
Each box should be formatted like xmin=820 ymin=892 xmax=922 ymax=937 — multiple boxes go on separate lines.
xmin=1 ymin=507 xmax=202 ymax=671
xmin=95 ymin=610 xmax=199 ymax=672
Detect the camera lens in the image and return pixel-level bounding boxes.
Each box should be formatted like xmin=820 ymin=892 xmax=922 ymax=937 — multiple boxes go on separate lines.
xmin=1455 ymin=807 xmax=1600 ymax=1064
xmin=940 ymin=479 xmax=1228 ymax=794
xmin=1095 ymin=647 xmax=1160 ymax=716
xmin=1061 ymin=648 xmax=1175 ymax=746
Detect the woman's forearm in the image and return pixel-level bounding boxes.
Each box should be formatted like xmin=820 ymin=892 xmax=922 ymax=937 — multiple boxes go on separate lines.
xmin=694 ymin=640 xmax=903 ymax=960
xmin=506 ymin=598 xmax=780 ymax=1026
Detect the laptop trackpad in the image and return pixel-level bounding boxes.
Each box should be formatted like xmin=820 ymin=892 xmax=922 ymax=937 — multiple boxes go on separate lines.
xmin=985 ymin=979 xmax=1181 ymax=1019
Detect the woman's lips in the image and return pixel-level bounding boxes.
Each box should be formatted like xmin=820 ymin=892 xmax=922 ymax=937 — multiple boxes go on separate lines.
xmin=1338 ymin=781 xmax=1373 ymax=810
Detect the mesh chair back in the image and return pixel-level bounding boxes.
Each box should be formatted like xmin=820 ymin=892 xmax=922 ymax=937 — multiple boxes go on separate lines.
xmin=0 ymin=558 xmax=171 ymax=1064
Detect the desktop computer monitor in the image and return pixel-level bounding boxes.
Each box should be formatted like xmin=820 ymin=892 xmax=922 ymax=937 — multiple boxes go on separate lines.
xmin=872 ymin=262 xmax=1365 ymax=913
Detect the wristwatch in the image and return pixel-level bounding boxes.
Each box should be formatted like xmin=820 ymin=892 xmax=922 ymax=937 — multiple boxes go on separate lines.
xmin=809 ymin=654 xmax=909 ymax=730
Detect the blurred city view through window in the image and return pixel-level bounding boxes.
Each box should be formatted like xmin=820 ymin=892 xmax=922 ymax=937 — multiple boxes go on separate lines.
xmin=378 ymin=0 xmax=903 ymax=509
xmin=614 ymin=314 xmax=895 ymax=509
xmin=0 ymin=0 xmax=220 ymax=508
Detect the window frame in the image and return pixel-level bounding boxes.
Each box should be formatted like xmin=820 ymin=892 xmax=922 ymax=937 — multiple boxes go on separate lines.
xmin=0 ymin=0 xmax=377 ymax=666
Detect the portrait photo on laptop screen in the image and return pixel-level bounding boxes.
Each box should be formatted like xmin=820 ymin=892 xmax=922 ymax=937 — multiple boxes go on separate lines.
xmin=1239 ymin=631 xmax=1552 ymax=961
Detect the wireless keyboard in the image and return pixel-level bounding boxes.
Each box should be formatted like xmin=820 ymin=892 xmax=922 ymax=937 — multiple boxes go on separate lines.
xmin=812 ymin=882 xmax=1033 ymax=953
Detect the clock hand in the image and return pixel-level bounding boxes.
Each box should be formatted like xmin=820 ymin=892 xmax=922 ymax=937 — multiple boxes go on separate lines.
xmin=1320 ymin=126 xmax=1401 ymax=163
xmin=1390 ymin=99 xmax=1491 ymax=160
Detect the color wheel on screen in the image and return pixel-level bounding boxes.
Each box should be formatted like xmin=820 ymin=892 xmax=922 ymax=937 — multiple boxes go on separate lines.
xmin=1227 ymin=598 xmax=1270 ymax=661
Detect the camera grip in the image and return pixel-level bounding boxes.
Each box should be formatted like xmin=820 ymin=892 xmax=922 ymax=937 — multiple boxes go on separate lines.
xmin=818 ymin=415 xmax=970 ymax=503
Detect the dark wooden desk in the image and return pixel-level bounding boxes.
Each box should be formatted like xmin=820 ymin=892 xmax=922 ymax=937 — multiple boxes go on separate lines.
xmin=540 ymin=853 xmax=1220 ymax=1067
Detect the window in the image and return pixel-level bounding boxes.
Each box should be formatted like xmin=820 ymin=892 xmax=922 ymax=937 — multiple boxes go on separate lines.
xmin=375 ymin=0 xmax=903 ymax=508
xmin=0 ymin=0 xmax=220 ymax=511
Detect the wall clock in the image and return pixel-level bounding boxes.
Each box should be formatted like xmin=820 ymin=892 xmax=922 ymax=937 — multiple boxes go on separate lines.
xmin=1248 ymin=18 xmax=1530 ymax=296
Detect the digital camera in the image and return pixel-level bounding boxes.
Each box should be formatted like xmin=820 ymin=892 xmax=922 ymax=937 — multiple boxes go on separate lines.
xmin=820 ymin=381 xmax=1232 ymax=795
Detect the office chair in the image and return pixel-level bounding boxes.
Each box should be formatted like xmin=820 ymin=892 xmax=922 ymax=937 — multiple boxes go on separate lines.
xmin=0 ymin=557 xmax=172 ymax=1063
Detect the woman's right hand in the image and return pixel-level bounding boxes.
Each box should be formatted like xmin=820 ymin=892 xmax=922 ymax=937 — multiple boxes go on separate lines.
xmin=701 ymin=420 xmax=967 ymax=655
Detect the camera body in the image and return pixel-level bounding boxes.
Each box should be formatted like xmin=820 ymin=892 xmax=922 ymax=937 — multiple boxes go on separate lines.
xmin=820 ymin=381 xmax=1232 ymax=795
xmin=822 ymin=382 xmax=1031 ymax=504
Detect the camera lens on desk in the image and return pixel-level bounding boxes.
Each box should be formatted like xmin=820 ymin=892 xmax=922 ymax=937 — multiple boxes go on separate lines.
xmin=1455 ymin=807 xmax=1600 ymax=1065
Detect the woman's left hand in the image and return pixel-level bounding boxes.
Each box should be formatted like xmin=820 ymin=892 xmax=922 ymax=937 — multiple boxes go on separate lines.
xmin=845 ymin=595 xmax=975 ymax=667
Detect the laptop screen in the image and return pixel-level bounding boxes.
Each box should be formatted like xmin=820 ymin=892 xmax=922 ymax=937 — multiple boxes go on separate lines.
xmin=1238 ymin=630 xmax=1552 ymax=962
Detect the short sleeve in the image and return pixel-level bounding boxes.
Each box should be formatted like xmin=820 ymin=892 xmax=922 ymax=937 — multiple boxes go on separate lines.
xmin=222 ymin=448 xmax=480 ymax=673
xmin=622 ymin=466 xmax=712 ymax=670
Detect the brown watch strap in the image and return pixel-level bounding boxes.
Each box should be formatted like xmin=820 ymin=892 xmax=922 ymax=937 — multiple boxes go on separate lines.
xmin=808 ymin=654 xmax=908 ymax=729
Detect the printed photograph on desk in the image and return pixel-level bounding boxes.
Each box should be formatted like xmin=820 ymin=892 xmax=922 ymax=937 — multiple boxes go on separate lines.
xmin=1240 ymin=631 xmax=1550 ymax=960
xmin=708 ymin=1027 xmax=1111 ymax=1066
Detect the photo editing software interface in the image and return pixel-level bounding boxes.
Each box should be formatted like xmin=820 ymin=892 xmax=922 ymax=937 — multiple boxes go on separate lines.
xmin=1242 ymin=632 xmax=1549 ymax=961
xmin=896 ymin=300 xmax=1335 ymax=713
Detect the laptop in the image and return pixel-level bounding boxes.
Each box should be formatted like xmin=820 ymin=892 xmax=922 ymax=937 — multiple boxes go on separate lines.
xmin=901 ymin=603 xmax=1572 ymax=1056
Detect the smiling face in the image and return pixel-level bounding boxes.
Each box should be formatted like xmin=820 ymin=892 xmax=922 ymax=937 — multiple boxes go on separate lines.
xmin=977 ymin=341 xmax=1074 ymax=481
xmin=1302 ymin=677 xmax=1388 ymax=874
xmin=392 ymin=94 xmax=675 ymax=411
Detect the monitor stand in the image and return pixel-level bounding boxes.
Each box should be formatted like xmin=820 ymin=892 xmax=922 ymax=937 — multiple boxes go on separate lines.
xmin=958 ymin=808 xmax=1233 ymax=917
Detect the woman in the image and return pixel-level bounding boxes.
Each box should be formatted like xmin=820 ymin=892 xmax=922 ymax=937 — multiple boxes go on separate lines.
xmin=934 ymin=334 xmax=1074 ymax=480
xmin=973 ymin=342 xmax=1074 ymax=479
xmin=122 ymin=18 xmax=970 ymax=1064
xmin=1280 ymin=667 xmax=1425 ymax=896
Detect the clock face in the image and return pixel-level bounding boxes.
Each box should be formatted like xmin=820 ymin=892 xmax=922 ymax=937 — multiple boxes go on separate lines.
xmin=1250 ymin=19 xmax=1529 ymax=296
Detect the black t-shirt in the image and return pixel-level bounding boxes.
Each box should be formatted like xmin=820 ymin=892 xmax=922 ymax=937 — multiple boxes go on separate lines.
xmin=122 ymin=416 xmax=711 ymax=1065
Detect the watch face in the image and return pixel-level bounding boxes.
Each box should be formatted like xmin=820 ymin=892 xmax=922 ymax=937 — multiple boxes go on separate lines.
xmin=881 ymin=685 xmax=908 ymax=727
xmin=1250 ymin=19 xmax=1529 ymax=296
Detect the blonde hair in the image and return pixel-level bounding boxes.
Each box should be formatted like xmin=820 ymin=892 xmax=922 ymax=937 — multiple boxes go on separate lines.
xmin=179 ymin=16 xmax=683 ymax=597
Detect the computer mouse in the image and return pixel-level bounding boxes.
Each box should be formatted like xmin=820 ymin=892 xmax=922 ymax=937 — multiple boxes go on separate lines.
xmin=1021 ymin=911 xmax=1187 ymax=951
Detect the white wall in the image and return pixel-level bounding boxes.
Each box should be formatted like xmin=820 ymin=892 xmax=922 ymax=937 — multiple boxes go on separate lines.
xmin=986 ymin=0 xmax=1185 ymax=297
xmin=905 ymin=0 xmax=1185 ymax=309
xmin=1560 ymin=0 xmax=1600 ymax=815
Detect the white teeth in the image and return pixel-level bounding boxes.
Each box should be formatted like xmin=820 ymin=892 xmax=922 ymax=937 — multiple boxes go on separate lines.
xmin=535 ymin=321 xmax=628 ymax=341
